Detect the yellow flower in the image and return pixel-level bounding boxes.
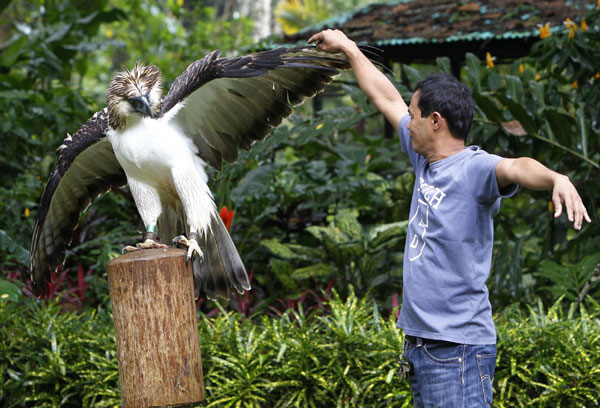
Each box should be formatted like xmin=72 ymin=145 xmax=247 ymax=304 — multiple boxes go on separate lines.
xmin=539 ymin=24 xmax=551 ymax=39
xmin=582 ymin=18 xmax=588 ymax=31
xmin=24 ymin=208 xmax=30 ymax=218
xmin=564 ymin=18 xmax=571 ymax=29
xmin=486 ymin=52 xmax=495 ymax=68
xmin=572 ymin=81 xmax=578 ymax=89
xmin=177 ymin=0 xmax=184 ymax=6
xmin=569 ymin=28 xmax=575 ymax=39
xmin=316 ymin=123 xmax=324 ymax=130
xmin=598 ymin=0 xmax=600 ymax=10
xmin=519 ymin=64 xmax=524 ymax=74
xmin=106 ymin=28 xmax=113 ymax=38
xmin=535 ymin=74 xmax=541 ymax=81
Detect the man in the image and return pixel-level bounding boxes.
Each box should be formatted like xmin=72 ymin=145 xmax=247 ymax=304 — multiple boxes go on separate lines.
xmin=308 ymin=29 xmax=591 ymax=407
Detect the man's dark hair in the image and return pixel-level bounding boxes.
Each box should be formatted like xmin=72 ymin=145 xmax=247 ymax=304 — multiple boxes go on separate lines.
xmin=415 ymin=73 xmax=474 ymax=140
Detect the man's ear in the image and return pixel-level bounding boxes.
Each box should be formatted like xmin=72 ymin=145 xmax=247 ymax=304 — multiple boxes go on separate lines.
xmin=431 ymin=112 xmax=443 ymax=130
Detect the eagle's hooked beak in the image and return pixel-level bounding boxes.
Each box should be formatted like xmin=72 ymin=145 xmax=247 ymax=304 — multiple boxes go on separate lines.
xmin=129 ymin=94 xmax=152 ymax=117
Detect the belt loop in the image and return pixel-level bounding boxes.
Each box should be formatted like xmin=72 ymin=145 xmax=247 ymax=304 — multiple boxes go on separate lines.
xmin=416 ymin=337 xmax=423 ymax=347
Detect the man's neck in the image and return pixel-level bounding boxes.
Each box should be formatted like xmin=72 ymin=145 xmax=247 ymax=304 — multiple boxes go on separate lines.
xmin=425 ymin=142 xmax=466 ymax=164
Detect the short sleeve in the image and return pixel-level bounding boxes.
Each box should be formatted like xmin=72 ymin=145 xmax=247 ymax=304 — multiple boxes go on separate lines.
xmin=468 ymin=150 xmax=518 ymax=203
xmin=398 ymin=113 xmax=422 ymax=169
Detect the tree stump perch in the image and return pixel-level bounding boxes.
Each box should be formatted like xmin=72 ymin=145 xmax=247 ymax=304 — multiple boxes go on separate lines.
xmin=107 ymin=248 xmax=205 ymax=407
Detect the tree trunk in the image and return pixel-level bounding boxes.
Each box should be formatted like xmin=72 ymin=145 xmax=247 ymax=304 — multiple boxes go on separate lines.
xmin=107 ymin=248 xmax=204 ymax=408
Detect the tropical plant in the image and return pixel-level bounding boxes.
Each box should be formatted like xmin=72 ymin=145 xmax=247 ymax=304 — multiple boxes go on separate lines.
xmin=262 ymin=209 xmax=408 ymax=303
xmin=2 ymin=292 xmax=600 ymax=407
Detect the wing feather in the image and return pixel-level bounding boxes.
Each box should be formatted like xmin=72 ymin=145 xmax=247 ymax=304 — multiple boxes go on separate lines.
xmin=159 ymin=46 xmax=352 ymax=169
xmin=30 ymin=109 xmax=127 ymax=296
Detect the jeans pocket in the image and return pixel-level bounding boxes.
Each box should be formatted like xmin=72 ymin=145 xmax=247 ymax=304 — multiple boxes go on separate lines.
xmin=476 ymin=353 xmax=496 ymax=406
xmin=422 ymin=342 xmax=464 ymax=364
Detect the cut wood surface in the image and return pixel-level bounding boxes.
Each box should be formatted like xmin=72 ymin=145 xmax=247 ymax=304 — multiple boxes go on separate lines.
xmin=107 ymin=248 xmax=204 ymax=408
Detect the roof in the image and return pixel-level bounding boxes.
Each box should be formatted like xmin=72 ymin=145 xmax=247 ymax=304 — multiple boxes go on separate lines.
xmin=273 ymin=0 xmax=592 ymax=63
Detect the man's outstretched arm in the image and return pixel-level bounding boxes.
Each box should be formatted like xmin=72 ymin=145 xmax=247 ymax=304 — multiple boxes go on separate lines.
xmin=496 ymin=158 xmax=591 ymax=230
xmin=308 ymin=29 xmax=408 ymax=132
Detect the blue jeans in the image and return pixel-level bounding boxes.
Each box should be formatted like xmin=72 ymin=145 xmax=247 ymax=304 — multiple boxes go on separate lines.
xmin=403 ymin=337 xmax=496 ymax=407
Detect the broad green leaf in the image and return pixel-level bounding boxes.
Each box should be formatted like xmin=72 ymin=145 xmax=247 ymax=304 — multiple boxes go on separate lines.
xmin=576 ymin=105 xmax=589 ymax=158
xmin=436 ymin=56 xmax=451 ymax=74
xmin=465 ymin=53 xmax=482 ymax=92
xmin=291 ymin=263 xmax=337 ymax=280
xmin=528 ymin=80 xmax=545 ymax=108
xmin=334 ymin=210 xmax=362 ymax=240
xmin=541 ymin=107 xmax=577 ymax=146
xmin=0 ymin=229 xmax=29 ymax=266
xmin=231 ymin=164 xmax=276 ymax=201
xmin=473 ymin=92 xmax=505 ymax=123
xmin=0 ymin=278 xmax=21 ymax=301
xmin=0 ymin=35 xmax=28 ymax=67
xmin=401 ymin=64 xmax=424 ymax=89
xmin=505 ymin=75 xmax=524 ymax=102
xmin=495 ymin=94 xmax=538 ymax=135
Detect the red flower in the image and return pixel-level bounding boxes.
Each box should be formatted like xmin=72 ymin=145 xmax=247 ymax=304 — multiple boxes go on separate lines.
xmin=219 ymin=206 xmax=235 ymax=231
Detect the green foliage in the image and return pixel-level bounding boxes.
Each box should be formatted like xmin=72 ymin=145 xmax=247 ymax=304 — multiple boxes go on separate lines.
xmin=2 ymin=294 xmax=600 ymax=407
xmin=459 ymin=10 xmax=600 ymax=308
xmin=495 ymin=298 xmax=600 ymax=407
xmin=263 ymin=209 xmax=408 ymax=302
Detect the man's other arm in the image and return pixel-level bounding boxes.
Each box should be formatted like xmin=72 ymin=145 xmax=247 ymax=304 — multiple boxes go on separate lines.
xmin=308 ymin=29 xmax=408 ymax=133
xmin=496 ymin=158 xmax=591 ymax=230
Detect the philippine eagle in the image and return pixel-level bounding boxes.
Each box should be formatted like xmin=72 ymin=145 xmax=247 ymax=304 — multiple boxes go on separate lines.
xmin=29 ymin=46 xmax=359 ymax=300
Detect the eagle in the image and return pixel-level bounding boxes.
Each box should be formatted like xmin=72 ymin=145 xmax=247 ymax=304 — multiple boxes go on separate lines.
xmin=29 ymin=46 xmax=358 ymax=300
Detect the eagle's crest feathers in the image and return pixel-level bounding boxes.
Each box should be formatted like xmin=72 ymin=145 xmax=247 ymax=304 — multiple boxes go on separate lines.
xmin=107 ymin=60 xmax=163 ymax=129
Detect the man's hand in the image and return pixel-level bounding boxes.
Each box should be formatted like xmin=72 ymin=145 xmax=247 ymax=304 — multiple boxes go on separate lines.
xmin=308 ymin=29 xmax=358 ymax=55
xmin=551 ymin=174 xmax=591 ymax=230
xmin=496 ymin=158 xmax=591 ymax=230
xmin=308 ymin=29 xmax=408 ymax=131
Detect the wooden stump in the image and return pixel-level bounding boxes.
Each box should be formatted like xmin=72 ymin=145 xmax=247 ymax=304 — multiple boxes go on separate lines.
xmin=107 ymin=248 xmax=205 ymax=408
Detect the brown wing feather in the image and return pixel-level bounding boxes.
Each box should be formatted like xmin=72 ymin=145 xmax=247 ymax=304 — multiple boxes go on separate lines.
xmin=30 ymin=109 xmax=126 ymax=296
xmin=159 ymin=46 xmax=352 ymax=169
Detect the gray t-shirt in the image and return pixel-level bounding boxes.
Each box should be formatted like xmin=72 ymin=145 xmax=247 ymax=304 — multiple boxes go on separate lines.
xmin=396 ymin=114 xmax=517 ymax=345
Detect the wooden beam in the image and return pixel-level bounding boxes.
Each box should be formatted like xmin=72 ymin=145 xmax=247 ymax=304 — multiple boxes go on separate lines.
xmin=107 ymin=248 xmax=205 ymax=408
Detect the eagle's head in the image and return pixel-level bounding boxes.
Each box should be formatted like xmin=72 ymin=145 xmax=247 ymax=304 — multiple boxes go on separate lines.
xmin=106 ymin=61 xmax=163 ymax=130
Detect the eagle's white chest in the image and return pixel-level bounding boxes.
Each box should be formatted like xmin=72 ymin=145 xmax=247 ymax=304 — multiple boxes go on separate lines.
xmin=107 ymin=117 xmax=204 ymax=186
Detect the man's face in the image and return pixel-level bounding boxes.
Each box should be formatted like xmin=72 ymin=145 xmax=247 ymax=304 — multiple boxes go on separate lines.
xmin=406 ymin=91 xmax=432 ymax=155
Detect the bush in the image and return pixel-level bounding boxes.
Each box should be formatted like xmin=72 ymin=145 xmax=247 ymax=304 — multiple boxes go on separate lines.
xmin=1 ymin=293 xmax=599 ymax=407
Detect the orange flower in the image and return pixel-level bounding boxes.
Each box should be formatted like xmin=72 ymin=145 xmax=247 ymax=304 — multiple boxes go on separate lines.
xmin=572 ymin=81 xmax=578 ymax=89
xmin=539 ymin=23 xmax=551 ymax=39
xmin=569 ymin=28 xmax=576 ymax=39
xmin=582 ymin=18 xmax=588 ymax=31
xmin=535 ymin=74 xmax=541 ymax=81
xmin=519 ymin=64 xmax=524 ymax=74
xmin=219 ymin=206 xmax=235 ymax=231
xmin=564 ymin=18 xmax=572 ymax=29
xmin=486 ymin=52 xmax=495 ymax=68
xmin=595 ymin=72 xmax=600 ymax=79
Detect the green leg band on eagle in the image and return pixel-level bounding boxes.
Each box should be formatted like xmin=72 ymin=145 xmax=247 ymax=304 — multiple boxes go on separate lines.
xmin=143 ymin=225 xmax=159 ymax=242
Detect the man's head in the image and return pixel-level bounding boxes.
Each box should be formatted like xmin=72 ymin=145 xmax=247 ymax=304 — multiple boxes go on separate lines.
xmin=414 ymin=73 xmax=474 ymax=140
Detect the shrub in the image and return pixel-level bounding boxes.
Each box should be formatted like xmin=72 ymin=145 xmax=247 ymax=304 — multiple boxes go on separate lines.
xmin=1 ymin=294 xmax=599 ymax=407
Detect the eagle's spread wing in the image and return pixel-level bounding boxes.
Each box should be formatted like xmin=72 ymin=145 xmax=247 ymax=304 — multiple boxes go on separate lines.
xmin=30 ymin=108 xmax=127 ymax=296
xmin=158 ymin=46 xmax=351 ymax=169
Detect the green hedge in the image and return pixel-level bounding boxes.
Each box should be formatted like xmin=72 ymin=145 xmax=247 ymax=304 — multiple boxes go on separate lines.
xmin=1 ymin=294 xmax=599 ymax=407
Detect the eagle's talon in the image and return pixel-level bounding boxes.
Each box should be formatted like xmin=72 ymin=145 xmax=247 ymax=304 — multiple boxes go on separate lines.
xmin=122 ymin=239 xmax=166 ymax=254
xmin=122 ymin=245 xmax=140 ymax=254
xmin=173 ymin=235 xmax=203 ymax=266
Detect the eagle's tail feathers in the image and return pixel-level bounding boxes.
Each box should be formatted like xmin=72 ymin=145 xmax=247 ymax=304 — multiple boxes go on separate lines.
xmin=194 ymin=213 xmax=250 ymax=300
